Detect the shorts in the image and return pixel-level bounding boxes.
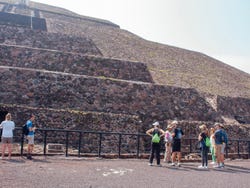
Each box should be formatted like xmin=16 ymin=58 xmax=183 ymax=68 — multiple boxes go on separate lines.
xmin=215 ymin=144 xmax=222 ymax=156
xmin=172 ymin=139 xmax=181 ymax=152
xmin=27 ymin=135 xmax=34 ymax=145
xmin=1 ymin=137 xmax=13 ymax=144
xmin=221 ymin=143 xmax=226 ymax=154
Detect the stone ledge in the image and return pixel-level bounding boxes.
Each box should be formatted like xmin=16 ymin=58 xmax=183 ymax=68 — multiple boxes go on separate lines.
xmin=47 ymin=143 xmax=64 ymax=153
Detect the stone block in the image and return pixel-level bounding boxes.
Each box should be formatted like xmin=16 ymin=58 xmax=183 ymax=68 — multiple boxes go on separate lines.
xmin=47 ymin=143 xmax=64 ymax=153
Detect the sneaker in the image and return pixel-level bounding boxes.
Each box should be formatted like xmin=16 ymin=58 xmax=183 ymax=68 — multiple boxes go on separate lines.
xmin=204 ymin=166 xmax=208 ymax=169
xmin=157 ymin=164 xmax=162 ymax=167
xmin=170 ymin=163 xmax=175 ymax=166
xmin=198 ymin=165 xmax=204 ymax=169
xmin=27 ymin=155 xmax=32 ymax=160
xmin=210 ymin=161 xmax=215 ymax=165
xmin=219 ymin=164 xmax=224 ymax=168
xmin=177 ymin=163 xmax=181 ymax=167
xmin=213 ymin=165 xmax=221 ymax=168
xmin=148 ymin=163 xmax=153 ymax=166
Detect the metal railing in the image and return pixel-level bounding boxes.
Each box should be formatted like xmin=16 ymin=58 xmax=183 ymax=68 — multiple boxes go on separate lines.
xmin=1 ymin=127 xmax=250 ymax=159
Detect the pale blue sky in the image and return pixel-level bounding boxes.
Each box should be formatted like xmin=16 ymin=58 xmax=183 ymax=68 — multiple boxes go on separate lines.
xmin=32 ymin=0 xmax=250 ymax=74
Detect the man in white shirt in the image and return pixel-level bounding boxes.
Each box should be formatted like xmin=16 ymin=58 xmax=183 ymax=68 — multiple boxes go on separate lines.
xmin=0 ymin=113 xmax=15 ymax=160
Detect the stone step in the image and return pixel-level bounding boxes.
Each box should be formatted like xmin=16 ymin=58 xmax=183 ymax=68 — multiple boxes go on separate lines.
xmin=47 ymin=143 xmax=64 ymax=153
xmin=0 ymin=44 xmax=153 ymax=83
xmin=0 ymin=24 xmax=102 ymax=56
xmin=0 ymin=103 xmax=141 ymax=133
xmin=0 ymin=65 xmax=220 ymax=122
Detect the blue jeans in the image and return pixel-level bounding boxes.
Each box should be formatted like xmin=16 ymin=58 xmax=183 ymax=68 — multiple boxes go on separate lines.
xmin=201 ymin=146 xmax=209 ymax=166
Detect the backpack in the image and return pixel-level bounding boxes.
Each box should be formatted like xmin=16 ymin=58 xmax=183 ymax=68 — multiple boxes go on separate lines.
xmin=22 ymin=123 xmax=29 ymax=136
xmin=175 ymin=129 xmax=182 ymax=139
xmin=204 ymin=137 xmax=211 ymax=147
xmin=152 ymin=130 xmax=160 ymax=143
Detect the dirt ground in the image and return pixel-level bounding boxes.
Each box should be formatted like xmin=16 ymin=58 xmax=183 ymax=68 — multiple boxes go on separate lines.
xmin=0 ymin=156 xmax=250 ymax=188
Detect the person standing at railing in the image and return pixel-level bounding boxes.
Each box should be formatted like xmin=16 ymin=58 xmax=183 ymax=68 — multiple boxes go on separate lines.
xmin=198 ymin=124 xmax=209 ymax=169
xmin=26 ymin=114 xmax=36 ymax=160
xmin=146 ymin=121 xmax=165 ymax=166
xmin=163 ymin=123 xmax=174 ymax=163
xmin=214 ymin=123 xmax=227 ymax=168
xmin=220 ymin=124 xmax=228 ymax=167
xmin=0 ymin=113 xmax=15 ymax=160
xmin=171 ymin=120 xmax=184 ymax=167
xmin=209 ymin=127 xmax=216 ymax=164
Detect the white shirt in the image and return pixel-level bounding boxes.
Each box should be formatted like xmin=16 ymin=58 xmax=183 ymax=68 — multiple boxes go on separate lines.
xmin=0 ymin=120 xmax=15 ymax=137
xmin=210 ymin=134 xmax=215 ymax=146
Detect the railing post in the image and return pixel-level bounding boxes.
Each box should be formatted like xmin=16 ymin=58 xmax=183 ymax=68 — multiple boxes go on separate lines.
xmin=43 ymin=130 xmax=47 ymax=156
xmin=118 ymin=134 xmax=122 ymax=158
xmin=237 ymin=140 xmax=240 ymax=158
xmin=78 ymin=132 xmax=82 ymax=158
xmin=248 ymin=141 xmax=250 ymax=159
xmin=20 ymin=130 xmax=25 ymax=156
xmin=225 ymin=143 xmax=228 ymax=158
xmin=98 ymin=133 xmax=102 ymax=158
xmin=65 ymin=131 xmax=69 ymax=157
xmin=136 ymin=134 xmax=140 ymax=158
xmin=189 ymin=139 xmax=192 ymax=153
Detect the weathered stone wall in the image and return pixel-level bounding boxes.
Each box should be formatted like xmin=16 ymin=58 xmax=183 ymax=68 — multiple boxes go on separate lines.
xmin=0 ymin=104 xmax=140 ymax=132
xmin=0 ymin=11 xmax=47 ymax=30
xmin=217 ymin=96 xmax=250 ymax=123
xmin=0 ymin=45 xmax=153 ymax=83
xmin=0 ymin=25 xmax=102 ymax=55
xmin=1 ymin=66 xmax=249 ymax=134
xmin=0 ymin=66 xmax=221 ymax=123
xmin=0 ymin=104 xmax=142 ymax=153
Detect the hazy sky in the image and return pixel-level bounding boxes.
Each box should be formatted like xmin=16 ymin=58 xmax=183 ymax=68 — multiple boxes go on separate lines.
xmin=32 ymin=0 xmax=250 ymax=74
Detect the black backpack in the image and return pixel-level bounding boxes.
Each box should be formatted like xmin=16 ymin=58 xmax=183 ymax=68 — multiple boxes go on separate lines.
xmin=22 ymin=123 xmax=29 ymax=136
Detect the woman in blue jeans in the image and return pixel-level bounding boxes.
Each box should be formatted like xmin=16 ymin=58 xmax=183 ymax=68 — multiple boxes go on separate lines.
xmin=198 ymin=124 xmax=209 ymax=169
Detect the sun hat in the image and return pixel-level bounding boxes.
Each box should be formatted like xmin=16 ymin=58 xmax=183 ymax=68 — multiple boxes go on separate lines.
xmin=152 ymin=121 xmax=159 ymax=126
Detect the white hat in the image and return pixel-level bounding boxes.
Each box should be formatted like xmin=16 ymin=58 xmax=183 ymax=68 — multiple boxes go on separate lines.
xmin=152 ymin=121 xmax=159 ymax=126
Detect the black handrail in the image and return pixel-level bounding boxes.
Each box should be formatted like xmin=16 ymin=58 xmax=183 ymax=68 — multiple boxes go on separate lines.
xmin=2 ymin=127 xmax=250 ymax=158
xmin=78 ymin=132 xmax=82 ymax=158
xmin=43 ymin=130 xmax=47 ymax=156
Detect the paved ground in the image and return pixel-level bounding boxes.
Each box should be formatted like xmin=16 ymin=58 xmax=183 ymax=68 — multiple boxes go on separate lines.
xmin=0 ymin=156 xmax=249 ymax=188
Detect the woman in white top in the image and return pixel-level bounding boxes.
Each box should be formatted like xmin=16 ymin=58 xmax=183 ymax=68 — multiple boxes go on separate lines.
xmin=163 ymin=124 xmax=173 ymax=163
xmin=0 ymin=113 xmax=15 ymax=159
xmin=209 ymin=127 xmax=216 ymax=164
